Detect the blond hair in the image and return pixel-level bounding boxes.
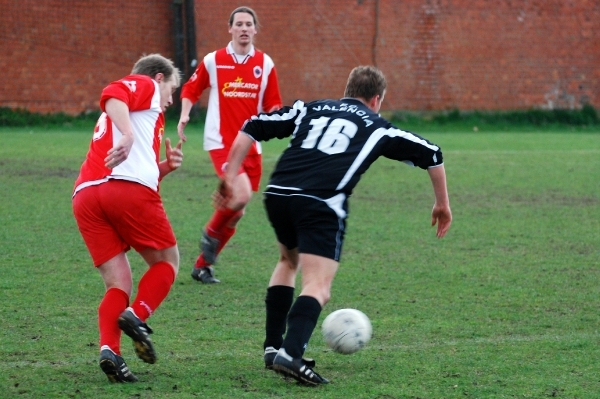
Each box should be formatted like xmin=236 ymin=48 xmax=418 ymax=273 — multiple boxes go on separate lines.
xmin=131 ymin=54 xmax=181 ymax=87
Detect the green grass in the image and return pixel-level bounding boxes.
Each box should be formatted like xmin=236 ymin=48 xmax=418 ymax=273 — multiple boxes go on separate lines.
xmin=387 ymin=104 xmax=599 ymax=133
xmin=0 ymin=125 xmax=599 ymax=398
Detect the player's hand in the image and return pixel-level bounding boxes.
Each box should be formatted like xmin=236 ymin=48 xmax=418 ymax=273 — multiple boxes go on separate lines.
xmin=431 ymin=203 xmax=452 ymax=238
xmin=165 ymin=137 xmax=184 ymax=171
xmin=212 ymin=179 xmax=233 ymax=209
xmin=177 ymin=116 xmax=189 ymax=142
xmin=105 ymin=134 xmax=134 ymax=169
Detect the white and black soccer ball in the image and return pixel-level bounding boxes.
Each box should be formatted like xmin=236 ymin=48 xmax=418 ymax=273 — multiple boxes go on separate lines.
xmin=321 ymin=308 xmax=372 ymax=354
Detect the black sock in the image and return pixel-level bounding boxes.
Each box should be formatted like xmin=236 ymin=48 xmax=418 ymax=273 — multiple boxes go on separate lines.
xmin=281 ymin=295 xmax=322 ymax=358
xmin=264 ymin=285 xmax=294 ymax=350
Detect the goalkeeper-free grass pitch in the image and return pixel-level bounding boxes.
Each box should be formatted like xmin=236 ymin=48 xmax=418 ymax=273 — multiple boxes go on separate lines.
xmin=0 ymin=126 xmax=599 ymax=398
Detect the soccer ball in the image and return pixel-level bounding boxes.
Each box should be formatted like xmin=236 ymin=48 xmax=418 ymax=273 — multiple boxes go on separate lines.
xmin=321 ymin=308 xmax=372 ymax=354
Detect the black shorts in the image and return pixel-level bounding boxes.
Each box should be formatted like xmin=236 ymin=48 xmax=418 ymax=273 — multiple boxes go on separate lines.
xmin=263 ymin=191 xmax=347 ymax=261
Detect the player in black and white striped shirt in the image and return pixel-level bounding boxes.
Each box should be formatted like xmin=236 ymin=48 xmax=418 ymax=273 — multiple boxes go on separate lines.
xmin=217 ymin=66 xmax=452 ymax=385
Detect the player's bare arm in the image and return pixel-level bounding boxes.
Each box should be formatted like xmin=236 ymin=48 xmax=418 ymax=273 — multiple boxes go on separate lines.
xmin=104 ymin=98 xmax=134 ymax=169
xmin=427 ymin=165 xmax=452 ymax=238
xmin=177 ymin=98 xmax=194 ymax=142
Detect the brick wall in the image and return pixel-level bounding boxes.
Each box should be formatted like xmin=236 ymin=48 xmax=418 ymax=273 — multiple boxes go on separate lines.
xmin=1 ymin=0 xmax=598 ymax=114
xmin=0 ymin=0 xmax=174 ymax=114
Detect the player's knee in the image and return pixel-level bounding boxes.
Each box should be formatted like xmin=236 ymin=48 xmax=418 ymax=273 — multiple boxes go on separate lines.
xmin=104 ymin=282 xmax=132 ymax=297
xmin=230 ymin=192 xmax=251 ymax=209
xmin=150 ymin=246 xmax=180 ymax=275
xmin=279 ymin=249 xmax=299 ymax=269
xmin=282 ymin=257 xmax=299 ymax=272
xmin=231 ymin=180 xmax=253 ymax=209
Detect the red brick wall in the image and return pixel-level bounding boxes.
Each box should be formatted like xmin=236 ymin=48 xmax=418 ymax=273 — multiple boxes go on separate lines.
xmin=1 ymin=0 xmax=598 ymax=114
xmin=0 ymin=0 xmax=174 ymax=114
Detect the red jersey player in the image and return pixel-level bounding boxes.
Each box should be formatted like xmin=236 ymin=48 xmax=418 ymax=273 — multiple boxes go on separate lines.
xmin=72 ymin=54 xmax=183 ymax=383
xmin=178 ymin=6 xmax=282 ymax=284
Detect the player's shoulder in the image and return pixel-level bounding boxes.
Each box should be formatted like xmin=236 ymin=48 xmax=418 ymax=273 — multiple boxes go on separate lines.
xmin=100 ymin=74 xmax=157 ymax=109
xmin=305 ymin=98 xmax=364 ymax=113
xmin=254 ymin=47 xmax=276 ymax=64
xmin=108 ymin=74 xmax=154 ymax=92
xmin=201 ymin=49 xmax=224 ymax=70
xmin=208 ymin=46 xmax=227 ymax=55
xmin=204 ymin=48 xmax=223 ymax=61
xmin=254 ymin=46 xmax=267 ymax=56
xmin=202 ymin=47 xmax=228 ymax=64
xmin=122 ymin=74 xmax=153 ymax=83
xmin=306 ymin=98 xmax=339 ymax=108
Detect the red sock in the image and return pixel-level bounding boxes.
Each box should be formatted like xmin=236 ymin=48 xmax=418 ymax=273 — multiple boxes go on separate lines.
xmin=98 ymin=287 xmax=129 ymax=355
xmin=205 ymin=208 xmax=240 ymax=240
xmin=130 ymin=262 xmax=176 ymax=322
xmin=194 ymin=253 xmax=210 ymax=268
xmin=218 ymin=224 xmax=236 ymax=251
xmin=194 ymin=211 xmax=242 ymax=268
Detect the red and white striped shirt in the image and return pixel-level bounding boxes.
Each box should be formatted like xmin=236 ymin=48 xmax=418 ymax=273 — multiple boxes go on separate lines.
xmin=73 ymin=75 xmax=165 ymax=195
xmin=181 ymin=42 xmax=282 ymax=156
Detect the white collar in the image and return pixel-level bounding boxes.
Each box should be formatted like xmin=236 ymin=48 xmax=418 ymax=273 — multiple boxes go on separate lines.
xmin=226 ymin=41 xmax=255 ymax=63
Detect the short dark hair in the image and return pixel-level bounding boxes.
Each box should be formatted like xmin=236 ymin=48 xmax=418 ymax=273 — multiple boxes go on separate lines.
xmin=229 ymin=6 xmax=259 ymax=28
xmin=131 ymin=54 xmax=181 ymax=87
xmin=344 ymin=66 xmax=387 ymax=101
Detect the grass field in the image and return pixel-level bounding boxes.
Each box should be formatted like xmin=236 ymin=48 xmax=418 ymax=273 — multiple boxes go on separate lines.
xmin=0 ymin=125 xmax=599 ymax=398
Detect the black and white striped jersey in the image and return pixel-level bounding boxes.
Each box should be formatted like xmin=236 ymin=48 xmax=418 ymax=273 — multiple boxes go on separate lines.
xmin=241 ymin=97 xmax=443 ymax=196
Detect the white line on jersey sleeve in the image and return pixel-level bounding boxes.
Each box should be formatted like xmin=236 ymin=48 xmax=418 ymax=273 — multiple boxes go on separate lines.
xmin=335 ymin=127 xmax=440 ymax=191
